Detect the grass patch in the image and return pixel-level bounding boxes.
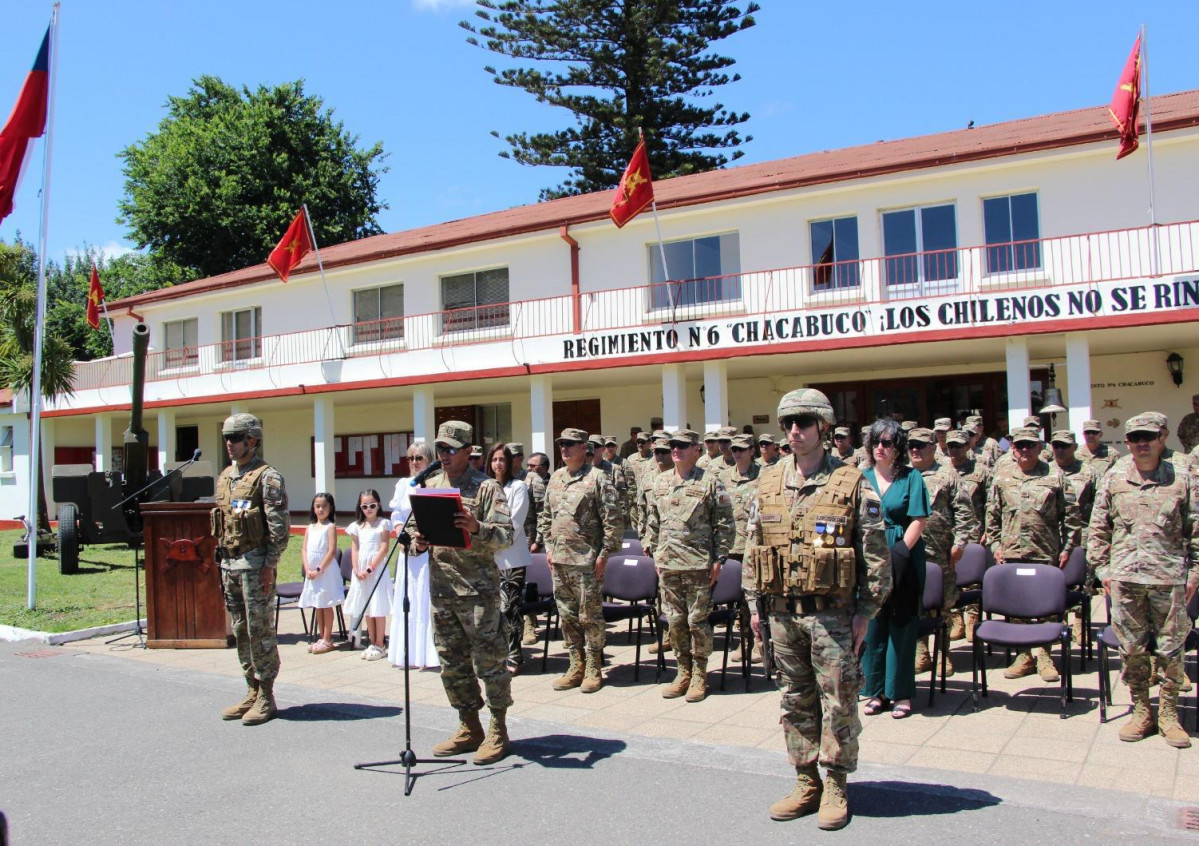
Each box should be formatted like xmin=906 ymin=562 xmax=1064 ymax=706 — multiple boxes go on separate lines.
xmin=0 ymin=529 xmax=307 ymax=633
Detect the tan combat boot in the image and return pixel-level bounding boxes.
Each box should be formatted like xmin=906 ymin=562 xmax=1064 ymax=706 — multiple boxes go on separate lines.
xmin=433 ymin=709 xmax=485 ymax=756
xmin=1118 ymin=686 xmax=1156 ymax=743
xmin=816 ymin=771 xmax=850 ymax=830
xmin=521 ymin=616 xmax=538 ymax=646
xmin=581 ymin=650 xmax=604 ymax=694
xmin=685 ymin=658 xmax=709 ymax=703
xmin=1003 ymin=651 xmax=1036 ymax=679
xmin=947 ymin=610 xmax=965 ymax=641
xmin=241 ymin=679 xmax=277 ymax=726
xmin=914 ymin=639 xmax=932 ymax=674
xmin=1158 ymin=690 xmax=1192 ymax=749
xmin=1071 ymin=614 xmax=1085 ymax=649
xmin=220 ymin=676 xmax=259 ymax=720
xmin=963 ymin=606 xmax=980 ymax=643
xmin=472 ymin=709 xmax=511 ymax=764
xmin=1035 ymin=648 xmax=1060 ymax=683
xmin=662 ymin=659 xmax=692 ymax=699
xmin=751 ymin=642 xmax=763 ymax=664
xmin=768 ymin=765 xmax=822 ymax=820
xmin=552 ymin=650 xmax=585 ymax=691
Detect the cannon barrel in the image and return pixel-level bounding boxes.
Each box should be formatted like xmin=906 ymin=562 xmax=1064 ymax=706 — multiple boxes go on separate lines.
xmin=122 ymin=323 xmax=151 ymax=505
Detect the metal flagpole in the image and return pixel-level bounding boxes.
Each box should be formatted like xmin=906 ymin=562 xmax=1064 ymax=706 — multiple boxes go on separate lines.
xmin=302 ymin=203 xmax=343 ymax=356
xmin=1139 ymin=24 xmax=1160 ymax=275
xmin=27 ymin=4 xmax=61 ymax=609
xmin=639 ymin=130 xmax=675 ymax=313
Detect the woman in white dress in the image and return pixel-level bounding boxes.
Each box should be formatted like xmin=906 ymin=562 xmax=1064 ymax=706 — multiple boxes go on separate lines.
xmin=487 ymin=442 xmax=532 ymax=674
xmin=387 ymin=442 xmax=439 ymax=669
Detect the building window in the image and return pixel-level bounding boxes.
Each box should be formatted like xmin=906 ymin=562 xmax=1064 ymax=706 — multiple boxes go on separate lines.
xmin=810 ymin=217 xmax=860 ymax=290
xmin=441 ymin=268 xmax=509 ymax=333
xmin=353 ymin=283 xmax=405 ymax=343
xmin=0 ymin=425 xmax=12 ymax=472
xmin=984 ymin=192 xmax=1041 ymax=273
xmin=163 ymin=318 xmax=198 ymax=367
xmin=882 ymin=204 xmax=958 ymax=285
xmin=648 ymin=233 xmax=741 ymax=309
xmin=220 ymin=306 xmax=262 ymax=362
xmin=477 ymin=403 xmax=512 ymax=447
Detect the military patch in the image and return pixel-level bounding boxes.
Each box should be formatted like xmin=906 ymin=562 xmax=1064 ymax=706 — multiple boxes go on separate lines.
xmin=760 ymin=513 xmax=783 ymax=523
xmin=866 ymin=502 xmax=880 ymax=517
xmin=264 ymin=480 xmax=283 ymax=504
xmin=716 ymin=490 xmax=731 ymax=507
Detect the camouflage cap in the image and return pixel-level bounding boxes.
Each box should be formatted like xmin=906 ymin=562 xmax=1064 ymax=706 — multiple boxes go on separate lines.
xmin=470 ymin=445 xmax=484 ymax=458
xmin=435 ymin=420 xmax=472 ymax=449
xmin=603 ymin=435 xmax=618 ymax=446
xmin=731 ymin=434 xmax=754 ymax=449
xmin=833 ymin=426 xmax=850 ymax=437
xmin=962 ymin=422 xmax=980 ymax=435
xmin=1125 ymin=413 xmax=1164 ymax=435
xmin=1082 ymin=420 xmax=1103 ymax=432
xmin=946 ymin=429 xmax=970 ymax=445
xmin=1011 ymin=427 xmax=1042 ymax=444
xmin=1140 ymin=411 xmax=1168 ymax=430
xmin=587 ymin=435 xmax=605 ymax=448
xmin=934 ymin=417 xmax=952 ymax=431
xmin=717 ymin=426 xmax=738 ymax=439
xmin=669 ymin=428 xmax=700 ymax=446
xmin=652 ymin=433 xmax=672 ymax=448
xmin=860 ymin=425 xmax=871 ymax=435
xmin=635 ymin=431 xmax=651 ymax=441
xmin=222 ymin=413 xmax=263 ymax=440
xmin=1022 ymin=415 xmax=1042 ymax=428
xmin=908 ymin=427 xmax=935 ymax=444
xmin=966 ymin=415 xmax=984 ymax=426
xmin=555 ymin=427 xmax=588 ymax=445
xmin=1050 ymin=430 xmax=1076 ymax=445
xmin=901 ymin=420 xmax=917 ymax=431
xmin=757 ymin=433 xmax=776 ymax=445
xmin=703 ymin=431 xmax=718 ymax=442
xmin=508 ymin=442 xmax=525 ymax=455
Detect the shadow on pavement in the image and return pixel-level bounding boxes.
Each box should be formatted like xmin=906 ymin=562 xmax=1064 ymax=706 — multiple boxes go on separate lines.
xmin=850 ymin=780 xmax=1001 ymax=817
xmin=511 ymin=733 xmax=627 ymax=769
xmin=280 ymin=702 xmax=403 ymax=721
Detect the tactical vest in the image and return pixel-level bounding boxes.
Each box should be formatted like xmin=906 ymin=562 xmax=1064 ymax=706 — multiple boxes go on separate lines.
xmin=749 ymin=463 xmax=860 ymax=601
xmin=211 ymin=462 xmax=271 ymax=554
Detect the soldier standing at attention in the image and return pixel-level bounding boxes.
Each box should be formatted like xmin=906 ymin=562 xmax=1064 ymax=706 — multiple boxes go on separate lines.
xmin=1077 ymin=420 xmax=1118 ymax=478
xmin=1178 ymin=394 xmax=1199 ymax=454
xmin=746 ymin=390 xmax=889 ymax=830
xmin=831 ymin=426 xmax=855 ymax=462
xmin=967 ymin=415 xmax=1002 ymax=467
xmin=985 ymin=426 xmax=1082 ymax=682
xmin=411 ymin=421 xmax=514 ymax=764
xmin=604 ymin=434 xmax=637 ymax=515
xmin=626 ymin=432 xmax=655 ymax=535
xmin=644 ymin=429 xmax=734 ymax=703
xmin=508 ymin=442 xmax=528 ymax=481
xmin=933 ymin=418 xmax=952 ymax=462
xmin=1088 ymin=412 xmax=1198 ymax=748
xmin=757 ymin=433 xmax=781 ymax=467
xmin=706 ymin=427 xmax=738 ymax=480
xmin=215 ymin=413 xmax=290 ymax=726
xmin=908 ymin=428 xmax=978 ymax=675
xmin=724 ymin=434 xmax=762 ymax=663
xmin=538 ymin=428 xmax=622 ymax=693
xmin=945 ymin=428 xmax=992 ymax=641
xmin=696 ymin=432 xmax=721 ymax=472
xmin=851 ymin=426 xmax=871 ymax=468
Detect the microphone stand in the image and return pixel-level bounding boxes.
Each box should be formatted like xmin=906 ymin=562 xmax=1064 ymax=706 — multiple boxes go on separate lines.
xmin=354 ymin=481 xmax=465 ymax=795
xmin=106 ymin=451 xmax=204 ymax=648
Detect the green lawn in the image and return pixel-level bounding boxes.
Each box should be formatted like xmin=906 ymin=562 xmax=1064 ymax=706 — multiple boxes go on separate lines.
xmin=0 ymin=529 xmax=307 ymax=633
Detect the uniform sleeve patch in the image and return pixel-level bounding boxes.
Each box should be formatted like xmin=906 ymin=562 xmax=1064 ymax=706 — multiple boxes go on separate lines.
xmin=264 ymin=480 xmax=284 ymax=505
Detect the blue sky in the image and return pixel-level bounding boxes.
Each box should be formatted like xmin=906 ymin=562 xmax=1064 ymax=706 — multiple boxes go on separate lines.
xmin=1 ymin=0 xmax=1195 ymax=264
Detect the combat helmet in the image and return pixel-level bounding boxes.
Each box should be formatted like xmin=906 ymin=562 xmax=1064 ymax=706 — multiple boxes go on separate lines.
xmin=776 ymin=388 xmax=835 ymax=429
xmin=222 ymin=413 xmax=263 ymax=442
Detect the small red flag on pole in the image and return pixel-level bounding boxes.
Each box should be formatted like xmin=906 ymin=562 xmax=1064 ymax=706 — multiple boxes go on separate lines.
xmin=609 ymin=139 xmax=655 ymax=228
xmin=86 ymin=265 xmax=104 ymax=330
xmin=1108 ymin=34 xmax=1142 ymax=160
xmin=267 ymin=208 xmax=313 ymax=282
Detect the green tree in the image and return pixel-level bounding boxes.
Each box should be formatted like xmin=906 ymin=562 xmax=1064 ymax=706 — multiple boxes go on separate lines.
xmin=118 ymin=76 xmax=388 ymax=280
xmin=462 ymin=0 xmax=758 ymax=200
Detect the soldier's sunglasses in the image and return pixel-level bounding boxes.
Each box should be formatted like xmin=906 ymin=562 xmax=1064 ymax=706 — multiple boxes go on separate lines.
xmin=1126 ymin=431 xmax=1159 ymax=443
xmin=731 ymin=446 xmax=751 ymax=453
xmin=780 ymin=415 xmax=819 ymax=431
xmin=223 ymin=434 xmax=246 ymax=443
xmin=907 ymin=441 xmax=930 ymax=450
xmin=653 ymin=448 xmax=671 ymax=456
xmin=435 ymin=445 xmax=461 ymax=455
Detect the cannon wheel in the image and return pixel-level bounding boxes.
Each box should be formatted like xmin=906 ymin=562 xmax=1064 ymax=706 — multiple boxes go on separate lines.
xmin=58 ymin=503 xmax=80 ymax=575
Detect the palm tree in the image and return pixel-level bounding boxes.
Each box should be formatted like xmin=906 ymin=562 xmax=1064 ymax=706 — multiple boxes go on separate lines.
xmin=0 ymin=238 xmax=77 ymax=535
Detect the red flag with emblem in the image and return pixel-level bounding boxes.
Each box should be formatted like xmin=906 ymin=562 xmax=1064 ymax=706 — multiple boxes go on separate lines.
xmin=0 ymin=28 xmax=50 ymax=225
xmin=86 ymin=266 xmax=104 ymax=330
xmin=609 ymin=139 xmax=655 ymax=228
xmin=267 ymin=208 xmax=312 ymax=282
xmin=1108 ymin=34 xmax=1142 ymax=160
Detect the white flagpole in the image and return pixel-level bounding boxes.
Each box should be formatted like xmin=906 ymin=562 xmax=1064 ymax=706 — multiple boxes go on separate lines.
xmin=27 ymin=5 xmax=61 ymax=610
xmin=1139 ymin=24 xmax=1161 ymax=277
xmin=301 ymin=204 xmax=342 ymax=356
xmin=638 ymin=130 xmax=674 ymax=312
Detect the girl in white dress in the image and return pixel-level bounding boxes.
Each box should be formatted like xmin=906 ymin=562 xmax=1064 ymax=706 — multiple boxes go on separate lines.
xmin=387 ymin=442 xmax=439 ymax=668
xmin=299 ymin=493 xmax=343 ymax=654
xmin=344 ymin=489 xmax=393 ymax=661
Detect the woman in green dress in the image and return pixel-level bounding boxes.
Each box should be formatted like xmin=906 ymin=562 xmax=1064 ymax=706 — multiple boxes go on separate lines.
xmin=859 ymin=418 xmax=929 ymax=719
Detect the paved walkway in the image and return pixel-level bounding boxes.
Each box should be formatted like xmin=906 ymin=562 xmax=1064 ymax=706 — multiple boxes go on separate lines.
xmin=66 ymin=598 xmax=1199 ymax=805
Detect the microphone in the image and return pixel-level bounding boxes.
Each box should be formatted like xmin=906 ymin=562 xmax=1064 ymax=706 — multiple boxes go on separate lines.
xmin=192 ymin=448 xmax=202 ymax=461
xmin=410 ymin=459 xmax=442 ymax=488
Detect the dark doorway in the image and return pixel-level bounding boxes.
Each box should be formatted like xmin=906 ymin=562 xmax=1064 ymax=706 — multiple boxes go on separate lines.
xmin=176 ymin=425 xmax=199 ymax=462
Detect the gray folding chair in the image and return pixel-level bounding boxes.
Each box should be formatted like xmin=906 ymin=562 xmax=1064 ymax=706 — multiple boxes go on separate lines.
xmin=602 ymin=553 xmax=658 ymax=680
xmin=917 ymin=561 xmax=946 ymax=705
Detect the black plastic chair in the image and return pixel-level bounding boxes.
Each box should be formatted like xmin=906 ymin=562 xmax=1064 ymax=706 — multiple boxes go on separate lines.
xmin=917 ymin=561 xmax=946 ymax=706
xmin=522 ymin=552 xmax=559 ymax=672
xmin=1061 ymin=546 xmax=1092 ymax=667
xmin=602 ymin=554 xmax=658 ymax=680
xmin=619 ymin=537 xmax=645 ymax=557
xmin=274 ymin=562 xmax=308 ymax=636
xmin=707 ymin=559 xmax=750 ymax=691
xmin=951 ymin=542 xmax=992 ymax=612
xmin=971 ymin=562 xmax=1072 ymax=717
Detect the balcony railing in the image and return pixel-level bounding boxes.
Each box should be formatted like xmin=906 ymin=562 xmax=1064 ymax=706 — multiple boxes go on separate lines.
xmin=70 ymin=219 xmax=1199 ymax=392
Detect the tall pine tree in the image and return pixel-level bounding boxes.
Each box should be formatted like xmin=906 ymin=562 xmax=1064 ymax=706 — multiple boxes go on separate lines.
xmin=462 ymin=0 xmax=758 ymax=200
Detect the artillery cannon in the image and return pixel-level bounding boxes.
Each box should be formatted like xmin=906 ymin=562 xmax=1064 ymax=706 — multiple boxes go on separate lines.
xmin=51 ymin=323 xmax=214 ymax=574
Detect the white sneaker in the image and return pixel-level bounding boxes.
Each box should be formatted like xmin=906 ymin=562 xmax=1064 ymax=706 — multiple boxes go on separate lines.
xmin=364 ymin=645 xmax=384 ymax=661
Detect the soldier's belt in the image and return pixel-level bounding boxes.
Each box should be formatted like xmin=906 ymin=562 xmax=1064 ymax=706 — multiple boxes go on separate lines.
xmin=762 ymin=594 xmax=845 ymax=614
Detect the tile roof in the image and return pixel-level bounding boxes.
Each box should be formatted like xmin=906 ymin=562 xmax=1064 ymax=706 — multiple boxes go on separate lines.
xmin=113 ymin=89 xmax=1199 ymax=310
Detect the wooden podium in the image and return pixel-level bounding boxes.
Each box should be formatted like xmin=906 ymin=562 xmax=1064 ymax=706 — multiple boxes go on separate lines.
xmin=142 ymin=501 xmax=232 ymax=648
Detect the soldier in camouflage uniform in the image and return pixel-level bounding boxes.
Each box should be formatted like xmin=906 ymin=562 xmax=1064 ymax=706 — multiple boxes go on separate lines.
xmin=704 ymin=427 xmax=738 ymax=480
xmin=644 ymin=429 xmax=734 ymax=703
xmin=747 ymin=389 xmax=889 ymax=830
xmin=966 ymin=417 xmax=1000 ymax=468
xmin=851 ymin=426 xmax=871 ymax=468
xmin=215 ymin=413 xmax=290 ymax=726
xmin=757 ymin=433 xmax=781 ymax=468
xmin=831 ymin=426 xmax=855 ymax=462
xmin=1078 ymin=420 xmax=1118 ymax=478
xmin=626 ymin=432 xmax=654 ymax=533
xmin=908 ymin=428 xmax=979 ymax=675
xmin=412 ymin=421 xmax=515 ymax=765
xmin=985 ymin=426 xmax=1082 ymax=682
xmin=723 ymin=434 xmax=762 ymax=663
xmin=933 ymin=418 xmax=952 ymax=463
xmin=1088 ymin=412 xmax=1199 ymax=748
xmin=538 ymin=428 xmax=622 ymax=693
xmin=1111 ymin=412 xmax=1196 ymax=476
xmin=945 ymin=428 xmax=992 ymax=641
xmin=1178 ymin=395 xmax=1199 ymax=454
xmin=604 ymin=434 xmax=638 ymax=517
xmin=696 ymin=432 xmax=721 ymax=472
xmin=1050 ymin=431 xmax=1096 ymax=542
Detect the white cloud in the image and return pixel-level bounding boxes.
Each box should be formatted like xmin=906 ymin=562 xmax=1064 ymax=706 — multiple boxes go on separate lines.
xmin=412 ymin=0 xmax=475 ymax=11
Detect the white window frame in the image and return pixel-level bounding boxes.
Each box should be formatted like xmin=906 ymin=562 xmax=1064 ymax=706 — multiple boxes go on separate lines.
xmin=881 ymin=202 xmax=959 ymax=294
xmin=352 ymin=283 xmax=405 ymax=345
xmin=646 ymin=232 xmax=742 ymax=313
xmin=809 ymin=216 xmax=861 ymax=291
xmin=983 ymin=191 xmax=1042 ymax=275
xmin=163 ymin=318 xmax=199 ymax=369
xmin=220 ymin=306 xmax=262 ymax=363
xmin=440 ymin=268 xmax=510 ymax=335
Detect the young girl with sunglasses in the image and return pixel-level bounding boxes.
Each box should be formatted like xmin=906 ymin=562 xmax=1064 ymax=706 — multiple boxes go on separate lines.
xmin=344 ymin=489 xmax=393 ymax=660
xmin=299 ymin=493 xmax=343 ymax=654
